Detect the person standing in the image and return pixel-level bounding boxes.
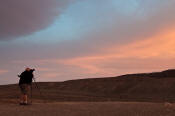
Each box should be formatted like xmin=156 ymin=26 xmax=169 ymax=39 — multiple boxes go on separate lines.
xmin=18 ymin=68 xmax=35 ymax=105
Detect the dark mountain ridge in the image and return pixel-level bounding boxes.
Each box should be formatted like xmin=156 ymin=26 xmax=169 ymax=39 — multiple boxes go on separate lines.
xmin=118 ymin=69 xmax=175 ymax=78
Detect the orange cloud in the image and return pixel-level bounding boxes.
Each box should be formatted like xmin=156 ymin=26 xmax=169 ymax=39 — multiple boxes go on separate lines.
xmin=12 ymin=29 xmax=175 ymax=78
xmin=57 ymin=29 xmax=175 ymax=76
xmin=0 ymin=69 xmax=8 ymax=75
xmin=113 ymin=29 xmax=175 ymax=58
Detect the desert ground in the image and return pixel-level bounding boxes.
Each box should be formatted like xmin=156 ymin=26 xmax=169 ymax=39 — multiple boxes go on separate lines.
xmin=1 ymin=70 xmax=175 ymax=116
xmin=0 ymin=102 xmax=175 ymax=116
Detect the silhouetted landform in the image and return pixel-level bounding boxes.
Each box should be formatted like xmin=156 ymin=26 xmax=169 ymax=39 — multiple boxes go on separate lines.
xmin=1 ymin=69 xmax=175 ymax=103
xmin=118 ymin=69 xmax=175 ymax=78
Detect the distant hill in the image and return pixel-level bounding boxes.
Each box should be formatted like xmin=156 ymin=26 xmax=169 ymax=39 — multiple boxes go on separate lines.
xmin=1 ymin=69 xmax=175 ymax=103
xmin=118 ymin=69 xmax=175 ymax=78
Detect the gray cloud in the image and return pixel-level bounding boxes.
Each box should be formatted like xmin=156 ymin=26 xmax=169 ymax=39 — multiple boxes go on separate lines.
xmin=0 ymin=0 xmax=74 ymax=40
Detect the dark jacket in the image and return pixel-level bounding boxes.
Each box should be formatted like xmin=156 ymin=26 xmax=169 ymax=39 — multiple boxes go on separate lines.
xmin=19 ymin=70 xmax=34 ymax=85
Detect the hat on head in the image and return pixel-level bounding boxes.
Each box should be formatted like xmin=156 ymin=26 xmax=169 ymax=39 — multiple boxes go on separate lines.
xmin=25 ymin=68 xmax=31 ymax=71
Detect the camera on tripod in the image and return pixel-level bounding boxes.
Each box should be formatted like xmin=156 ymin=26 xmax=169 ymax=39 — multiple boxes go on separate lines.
xmin=30 ymin=69 xmax=35 ymax=72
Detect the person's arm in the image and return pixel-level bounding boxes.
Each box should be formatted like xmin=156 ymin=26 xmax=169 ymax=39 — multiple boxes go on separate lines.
xmin=18 ymin=72 xmax=25 ymax=78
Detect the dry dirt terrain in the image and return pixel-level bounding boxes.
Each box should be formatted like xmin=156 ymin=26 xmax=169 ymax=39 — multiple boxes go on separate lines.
xmin=1 ymin=69 xmax=175 ymax=116
xmin=2 ymin=69 xmax=175 ymax=103
xmin=0 ymin=102 xmax=175 ymax=116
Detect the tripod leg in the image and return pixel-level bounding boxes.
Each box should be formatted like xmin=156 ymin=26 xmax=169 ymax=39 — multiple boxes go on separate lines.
xmin=30 ymin=84 xmax=32 ymax=104
xmin=33 ymin=78 xmax=43 ymax=100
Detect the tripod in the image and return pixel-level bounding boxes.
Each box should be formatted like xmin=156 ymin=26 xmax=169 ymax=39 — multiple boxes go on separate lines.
xmin=30 ymin=78 xmax=43 ymax=104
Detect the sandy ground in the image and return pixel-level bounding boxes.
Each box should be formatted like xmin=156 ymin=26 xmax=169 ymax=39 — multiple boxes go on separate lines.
xmin=0 ymin=102 xmax=175 ymax=116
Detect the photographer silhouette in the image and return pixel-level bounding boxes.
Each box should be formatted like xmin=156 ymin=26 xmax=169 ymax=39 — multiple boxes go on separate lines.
xmin=18 ymin=68 xmax=35 ymax=105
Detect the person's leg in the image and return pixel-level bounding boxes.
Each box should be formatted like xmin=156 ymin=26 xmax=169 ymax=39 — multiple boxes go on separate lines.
xmin=19 ymin=85 xmax=25 ymax=104
xmin=23 ymin=84 xmax=30 ymax=104
xmin=23 ymin=94 xmax=28 ymax=104
xmin=20 ymin=94 xmax=24 ymax=104
xmin=19 ymin=84 xmax=29 ymax=105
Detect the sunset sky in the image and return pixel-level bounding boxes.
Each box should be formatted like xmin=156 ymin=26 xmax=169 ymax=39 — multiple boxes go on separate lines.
xmin=1 ymin=0 xmax=175 ymax=84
